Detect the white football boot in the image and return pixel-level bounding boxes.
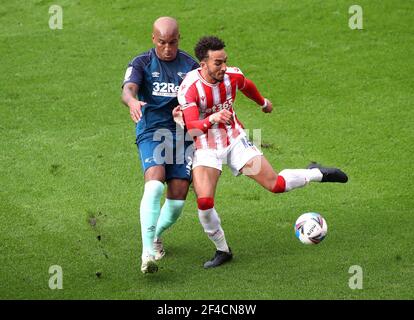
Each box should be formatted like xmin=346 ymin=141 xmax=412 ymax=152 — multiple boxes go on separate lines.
xmin=153 ymin=238 xmax=166 ymax=261
xmin=141 ymin=254 xmax=158 ymax=274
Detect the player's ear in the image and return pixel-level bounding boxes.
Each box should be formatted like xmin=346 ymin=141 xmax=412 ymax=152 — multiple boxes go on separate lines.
xmin=152 ymin=34 xmax=156 ymax=44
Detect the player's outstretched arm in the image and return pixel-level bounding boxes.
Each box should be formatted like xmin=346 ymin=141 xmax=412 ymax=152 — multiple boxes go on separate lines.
xmin=240 ymin=78 xmax=273 ymax=113
xmin=121 ymin=82 xmax=147 ymax=123
xmin=261 ymin=98 xmax=273 ymax=113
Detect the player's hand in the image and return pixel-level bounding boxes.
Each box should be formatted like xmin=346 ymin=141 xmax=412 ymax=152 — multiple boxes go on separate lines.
xmin=209 ymin=109 xmax=233 ymax=125
xmin=261 ymin=98 xmax=273 ymax=113
xmin=128 ymin=100 xmax=146 ymax=123
xmin=172 ymin=106 xmax=185 ymax=129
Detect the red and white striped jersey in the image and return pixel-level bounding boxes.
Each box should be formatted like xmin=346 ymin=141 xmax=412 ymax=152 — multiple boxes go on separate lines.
xmin=178 ymin=67 xmax=248 ymax=150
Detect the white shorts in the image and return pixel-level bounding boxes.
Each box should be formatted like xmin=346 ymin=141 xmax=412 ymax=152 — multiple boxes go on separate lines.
xmin=192 ymin=135 xmax=263 ymax=176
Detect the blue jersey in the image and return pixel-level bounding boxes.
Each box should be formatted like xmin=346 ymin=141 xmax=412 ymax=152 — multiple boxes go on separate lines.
xmin=123 ymin=48 xmax=199 ymax=142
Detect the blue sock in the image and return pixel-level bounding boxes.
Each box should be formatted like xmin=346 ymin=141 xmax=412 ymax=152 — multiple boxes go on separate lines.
xmin=155 ymin=199 xmax=185 ymax=239
xmin=140 ymin=180 xmax=164 ymax=257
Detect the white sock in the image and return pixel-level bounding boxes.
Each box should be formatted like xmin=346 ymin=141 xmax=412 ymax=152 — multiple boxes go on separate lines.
xmin=198 ymin=207 xmax=230 ymax=253
xmin=279 ymin=168 xmax=323 ymax=191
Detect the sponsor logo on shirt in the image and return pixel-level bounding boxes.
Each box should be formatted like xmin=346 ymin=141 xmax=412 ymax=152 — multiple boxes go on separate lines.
xmin=205 ymin=98 xmax=233 ymax=113
xmin=152 ymin=82 xmax=179 ymax=97
xmin=152 ymin=72 xmax=160 ymax=78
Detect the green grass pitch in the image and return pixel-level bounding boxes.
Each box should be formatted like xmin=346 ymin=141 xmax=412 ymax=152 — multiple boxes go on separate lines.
xmin=0 ymin=0 xmax=413 ymax=299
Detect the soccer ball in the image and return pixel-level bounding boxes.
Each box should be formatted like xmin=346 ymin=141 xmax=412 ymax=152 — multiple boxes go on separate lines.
xmin=294 ymin=212 xmax=328 ymax=245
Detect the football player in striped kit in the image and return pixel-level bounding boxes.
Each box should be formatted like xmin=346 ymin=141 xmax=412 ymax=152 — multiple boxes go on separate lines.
xmin=177 ymin=36 xmax=348 ymax=268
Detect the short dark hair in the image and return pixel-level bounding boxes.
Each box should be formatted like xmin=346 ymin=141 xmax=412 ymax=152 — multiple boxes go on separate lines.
xmin=194 ymin=36 xmax=226 ymax=61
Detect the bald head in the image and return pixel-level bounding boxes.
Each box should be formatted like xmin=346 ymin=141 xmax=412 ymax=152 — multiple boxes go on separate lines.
xmin=152 ymin=17 xmax=180 ymax=61
xmin=153 ymin=17 xmax=179 ymax=38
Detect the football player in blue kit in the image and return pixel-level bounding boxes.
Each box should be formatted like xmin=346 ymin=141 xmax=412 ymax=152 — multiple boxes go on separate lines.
xmin=121 ymin=17 xmax=199 ymax=273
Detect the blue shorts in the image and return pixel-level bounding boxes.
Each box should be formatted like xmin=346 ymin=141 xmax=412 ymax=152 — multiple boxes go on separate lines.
xmin=137 ymin=132 xmax=194 ymax=181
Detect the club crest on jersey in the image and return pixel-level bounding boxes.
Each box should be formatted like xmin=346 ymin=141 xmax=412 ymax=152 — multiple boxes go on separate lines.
xmin=152 ymin=72 xmax=160 ymax=78
xmin=177 ymin=72 xmax=186 ymax=79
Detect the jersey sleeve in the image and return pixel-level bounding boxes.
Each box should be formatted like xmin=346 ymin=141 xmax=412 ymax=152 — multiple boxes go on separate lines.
xmin=122 ymin=56 xmax=146 ymax=87
xmin=240 ymin=78 xmax=265 ymax=106
xmin=227 ymin=67 xmax=246 ymax=90
xmin=228 ymin=67 xmax=265 ymax=106
xmin=178 ymin=80 xmax=212 ymax=135
xmin=181 ymin=103 xmax=212 ymax=135
xmin=178 ymin=81 xmax=198 ymax=107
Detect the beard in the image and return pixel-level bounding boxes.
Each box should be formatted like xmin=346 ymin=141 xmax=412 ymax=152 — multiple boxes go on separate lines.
xmin=209 ymin=70 xmax=225 ymax=83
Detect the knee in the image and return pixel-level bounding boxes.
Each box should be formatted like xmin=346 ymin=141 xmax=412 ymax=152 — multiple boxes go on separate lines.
xmin=144 ymin=180 xmax=165 ymax=197
xmin=167 ymin=180 xmax=190 ymax=200
xmin=271 ymin=175 xmax=286 ymax=193
xmin=197 ymin=197 xmax=214 ymax=210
